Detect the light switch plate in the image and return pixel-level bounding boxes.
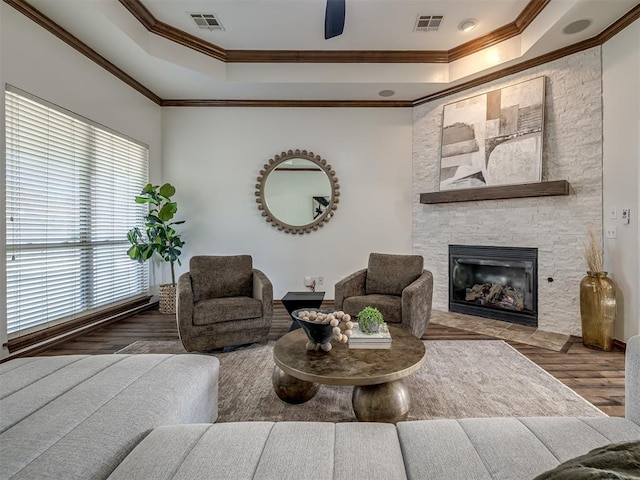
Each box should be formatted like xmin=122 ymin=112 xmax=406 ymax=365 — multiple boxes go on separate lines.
xmin=609 ymin=207 xmax=617 ymax=219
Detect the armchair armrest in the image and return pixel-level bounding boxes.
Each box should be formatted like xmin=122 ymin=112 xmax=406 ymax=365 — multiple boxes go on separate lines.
xmin=176 ymin=272 xmax=194 ymax=323
xmin=401 ymin=270 xmax=434 ymax=338
xmin=253 ymin=269 xmax=273 ymax=321
xmin=627 ymin=335 xmax=640 ymax=425
xmin=335 ymin=269 xmax=367 ymax=310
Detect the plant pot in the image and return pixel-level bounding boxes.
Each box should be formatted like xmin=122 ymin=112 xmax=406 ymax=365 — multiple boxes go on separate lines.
xmin=367 ymin=323 xmax=380 ymax=333
xmin=159 ymin=284 xmax=177 ymax=315
xmin=579 ymin=271 xmax=616 ymax=351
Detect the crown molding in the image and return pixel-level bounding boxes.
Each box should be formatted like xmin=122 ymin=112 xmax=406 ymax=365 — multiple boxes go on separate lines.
xmin=413 ymin=3 xmax=640 ymax=106
xmin=118 ymin=0 xmax=226 ymax=61
xmin=3 ymin=0 xmax=162 ymax=105
xmin=161 ymin=99 xmax=414 ymax=108
xmin=225 ymin=50 xmax=450 ymax=64
xmin=120 ymin=0 xmax=549 ymax=64
xmin=5 ymin=0 xmax=639 ymax=108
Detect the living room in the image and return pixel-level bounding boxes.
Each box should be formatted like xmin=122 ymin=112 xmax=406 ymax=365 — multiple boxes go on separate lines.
xmin=1 ymin=0 xmax=639 ymax=478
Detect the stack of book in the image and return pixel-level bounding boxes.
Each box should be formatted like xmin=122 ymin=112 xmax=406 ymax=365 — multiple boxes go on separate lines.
xmin=348 ymin=323 xmax=392 ymax=349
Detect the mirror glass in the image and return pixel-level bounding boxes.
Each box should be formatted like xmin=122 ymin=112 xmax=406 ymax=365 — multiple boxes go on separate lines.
xmin=256 ymin=149 xmax=340 ymax=234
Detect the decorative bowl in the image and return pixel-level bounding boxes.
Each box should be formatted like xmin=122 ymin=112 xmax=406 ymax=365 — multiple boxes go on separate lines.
xmin=292 ymin=308 xmax=339 ymax=345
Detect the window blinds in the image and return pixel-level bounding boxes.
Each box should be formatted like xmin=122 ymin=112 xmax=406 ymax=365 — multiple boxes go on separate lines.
xmin=5 ymin=86 xmax=149 ymax=335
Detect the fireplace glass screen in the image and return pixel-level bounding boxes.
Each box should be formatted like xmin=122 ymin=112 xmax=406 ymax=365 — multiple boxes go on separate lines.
xmin=449 ymin=245 xmax=538 ymax=327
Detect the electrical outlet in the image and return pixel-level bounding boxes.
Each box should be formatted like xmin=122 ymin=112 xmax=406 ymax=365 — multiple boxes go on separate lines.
xmin=622 ymin=208 xmax=630 ymax=225
xmin=606 ymin=225 xmax=617 ymax=239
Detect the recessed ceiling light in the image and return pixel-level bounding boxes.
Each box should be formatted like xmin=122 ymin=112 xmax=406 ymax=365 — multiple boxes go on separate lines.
xmin=378 ymin=90 xmax=395 ymax=97
xmin=563 ymin=19 xmax=592 ymax=35
xmin=458 ymin=19 xmax=478 ymax=32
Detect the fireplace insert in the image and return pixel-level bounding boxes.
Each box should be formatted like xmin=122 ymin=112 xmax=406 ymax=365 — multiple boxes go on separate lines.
xmin=449 ymin=245 xmax=538 ymax=327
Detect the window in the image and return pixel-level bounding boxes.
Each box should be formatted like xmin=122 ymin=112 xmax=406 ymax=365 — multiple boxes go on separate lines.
xmin=5 ymin=86 xmax=149 ymax=336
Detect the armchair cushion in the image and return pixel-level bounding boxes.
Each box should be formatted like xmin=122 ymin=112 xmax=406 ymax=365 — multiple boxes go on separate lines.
xmin=193 ymin=297 xmax=263 ymax=326
xmin=342 ymin=294 xmax=402 ymax=324
xmin=366 ymin=253 xmax=424 ymax=296
xmin=190 ymin=255 xmax=253 ymax=301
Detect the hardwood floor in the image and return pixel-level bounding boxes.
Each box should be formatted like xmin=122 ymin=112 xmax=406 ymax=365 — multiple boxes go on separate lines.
xmin=38 ymin=303 xmax=627 ymax=417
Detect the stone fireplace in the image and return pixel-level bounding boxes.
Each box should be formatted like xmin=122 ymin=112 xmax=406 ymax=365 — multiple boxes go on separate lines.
xmin=449 ymin=245 xmax=538 ymax=327
xmin=412 ymin=48 xmax=603 ymax=336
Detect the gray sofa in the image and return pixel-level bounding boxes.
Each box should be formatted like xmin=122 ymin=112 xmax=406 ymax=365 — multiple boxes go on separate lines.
xmin=1 ymin=337 xmax=638 ymax=479
xmin=0 ymin=354 xmax=219 ymax=480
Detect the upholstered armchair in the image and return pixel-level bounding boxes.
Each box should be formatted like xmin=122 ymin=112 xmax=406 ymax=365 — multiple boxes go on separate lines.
xmin=176 ymin=255 xmax=273 ymax=351
xmin=334 ymin=253 xmax=433 ymax=338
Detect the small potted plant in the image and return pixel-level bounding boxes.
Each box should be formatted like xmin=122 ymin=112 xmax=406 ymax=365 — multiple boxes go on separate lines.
xmin=357 ymin=306 xmax=384 ymax=334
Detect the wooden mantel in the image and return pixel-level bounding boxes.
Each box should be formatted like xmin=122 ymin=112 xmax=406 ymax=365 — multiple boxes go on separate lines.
xmin=419 ymin=180 xmax=571 ymax=204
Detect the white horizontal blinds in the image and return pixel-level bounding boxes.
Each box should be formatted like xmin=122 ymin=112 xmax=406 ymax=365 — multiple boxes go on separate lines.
xmin=5 ymin=86 xmax=149 ymax=335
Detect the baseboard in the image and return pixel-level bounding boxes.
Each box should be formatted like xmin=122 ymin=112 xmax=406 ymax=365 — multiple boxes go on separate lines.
xmin=613 ymin=339 xmax=627 ymax=352
xmin=0 ymin=301 xmax=159 ymax=363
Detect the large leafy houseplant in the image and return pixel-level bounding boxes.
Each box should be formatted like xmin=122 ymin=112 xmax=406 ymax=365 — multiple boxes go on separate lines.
xmin=127 ymin=183 xmax=185 ymax=286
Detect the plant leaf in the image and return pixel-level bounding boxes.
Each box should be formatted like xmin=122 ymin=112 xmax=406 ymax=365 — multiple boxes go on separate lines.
xmin=159 ymin=183 xmax=176 ymax=198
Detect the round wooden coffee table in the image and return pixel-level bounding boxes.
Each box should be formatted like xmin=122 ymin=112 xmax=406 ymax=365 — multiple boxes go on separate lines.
xmin=272 ymin=325 xmax=426 ymax=423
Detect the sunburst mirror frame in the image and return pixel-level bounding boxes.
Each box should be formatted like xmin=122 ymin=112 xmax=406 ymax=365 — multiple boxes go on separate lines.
xmin=255 ymin=149 xmax=340 ymax=235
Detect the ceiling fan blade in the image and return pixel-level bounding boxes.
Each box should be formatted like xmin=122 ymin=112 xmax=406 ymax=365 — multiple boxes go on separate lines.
xmin=324 ymin=0 xmax=345 ymax=39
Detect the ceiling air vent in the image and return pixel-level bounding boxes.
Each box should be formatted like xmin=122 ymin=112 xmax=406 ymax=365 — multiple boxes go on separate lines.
xmin=414 ymin=15 xmax=443 ymax=32
xmin=189 ymin=13 xmax=224 ymax=31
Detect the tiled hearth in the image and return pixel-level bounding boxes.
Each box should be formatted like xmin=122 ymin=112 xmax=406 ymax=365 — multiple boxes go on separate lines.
xmin=430 ymin=310 xmax=569 ymax=352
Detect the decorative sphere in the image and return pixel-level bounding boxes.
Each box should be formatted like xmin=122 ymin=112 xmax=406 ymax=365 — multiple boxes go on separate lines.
xmin=321 ymin=342 xmax=332 ymax=352
xmin=339 ymin=335 xmax=349 ymax=344
xmin=335 ymin=311 xmax=344 ymax=319
xmin=345 ymin=321 xmax=354 ymax=330
xmin=309 ymin=312 xmax=317 ymax=320
xmin=343 ymin=314 xmax=351 ymax=322
xmin=330 ymin=319 xmax=339 ymax=327
xmin=344 ymin=329 xmax=353 ymax=338
xmin=332 ymin=326 xmax=341 ymax=335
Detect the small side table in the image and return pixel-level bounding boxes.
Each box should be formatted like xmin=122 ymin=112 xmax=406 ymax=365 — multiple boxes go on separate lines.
xmin=281 ymin=291 xmax=325 ymax=331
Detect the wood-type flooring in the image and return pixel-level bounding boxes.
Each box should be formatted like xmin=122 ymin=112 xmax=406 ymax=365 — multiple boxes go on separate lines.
xmin=37 ymin=302 xmax=627 ymax=417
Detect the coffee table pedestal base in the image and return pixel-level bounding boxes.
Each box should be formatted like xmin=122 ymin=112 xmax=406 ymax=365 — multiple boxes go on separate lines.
xmin=272 ymin=366 xmax=320 ymax=404
xmin=352 ymin=380 xmax=409 ymax=424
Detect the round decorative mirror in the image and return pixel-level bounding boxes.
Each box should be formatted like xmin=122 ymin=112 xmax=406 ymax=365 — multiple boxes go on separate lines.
xmin=255 ymin=149 xmax=340 ymax=234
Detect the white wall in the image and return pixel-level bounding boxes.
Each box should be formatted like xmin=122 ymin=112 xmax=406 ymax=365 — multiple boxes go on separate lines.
xmin=0 ymin=3 xmax=162 ymax=344
xmin=161 ymin=107 xmax=413 ymax=299
xmin=602 ymin=19 xmax=640 ymax=341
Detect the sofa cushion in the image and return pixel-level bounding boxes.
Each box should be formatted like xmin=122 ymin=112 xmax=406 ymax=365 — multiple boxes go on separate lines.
xmin=397 ymin=417 xmax=640 ymax=480
xmin=108 ymin=422 xmax=408 ymax=480
xmin=193 ymin=296 xmax=263 ymax=326
xmin=190 ymin=255 xmax=253 ymax=301
xmin=343 ymin=294 xmax=402 ymax=323
xmin=0 ymin=354 xmax=219 ymax=480
xmin=366 ymin=253 xmax=423 ymax=296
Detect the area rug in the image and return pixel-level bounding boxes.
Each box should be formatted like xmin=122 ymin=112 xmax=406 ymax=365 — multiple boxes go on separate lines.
xmin=116 ymin=339 xmax=605 ymax=423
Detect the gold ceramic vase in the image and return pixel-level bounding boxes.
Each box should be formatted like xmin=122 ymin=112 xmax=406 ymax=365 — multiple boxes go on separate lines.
xmin=579 ymin=271 xmax=616 ymax=351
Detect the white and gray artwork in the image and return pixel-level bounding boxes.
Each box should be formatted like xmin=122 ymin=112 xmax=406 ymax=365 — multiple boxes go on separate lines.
xmin=439 ymin=76 xmax=545 ymax=190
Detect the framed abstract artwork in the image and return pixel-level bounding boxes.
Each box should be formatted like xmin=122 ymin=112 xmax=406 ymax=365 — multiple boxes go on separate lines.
xmin=439 ymin=76 xmax=545 ymax=191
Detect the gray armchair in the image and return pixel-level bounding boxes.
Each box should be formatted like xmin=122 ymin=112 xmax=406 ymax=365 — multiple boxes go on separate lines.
xmin=176 ymin=255 xmax=273 ymax=351
xmin=334 ymin=253 xmax=433 ymax=338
